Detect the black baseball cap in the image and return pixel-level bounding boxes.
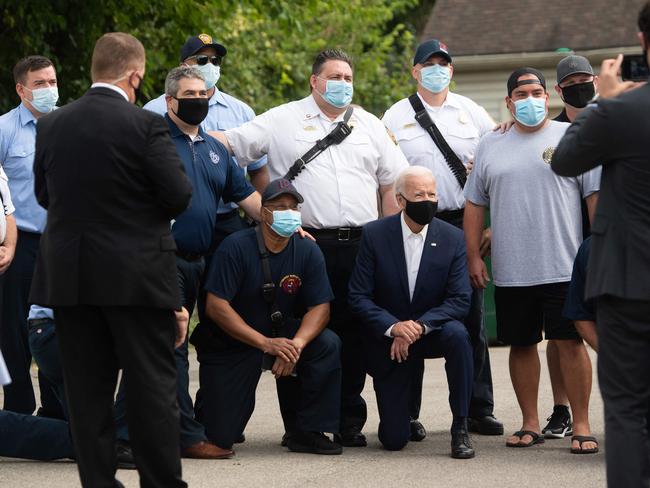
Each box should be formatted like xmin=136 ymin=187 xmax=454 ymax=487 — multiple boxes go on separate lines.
xmin=180 ymin=33 xmax=227 ymax=62
xmin=413 ymin=39 xmax=452 ymax=65
xmin=507 ymin=67 xmax=546 ymax=96
xmin=262 ymin=178 xmax=304 ymax=204
xmin=556 ymin=55 xmax=594 ymax=83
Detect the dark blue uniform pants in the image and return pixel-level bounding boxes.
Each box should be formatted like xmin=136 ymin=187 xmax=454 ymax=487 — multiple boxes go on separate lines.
xmin=368 ymin=320 xmax=473 ymax=451
xmin=115 ymin=255 xmax=207 ymax=448
xmin=316 ymin=236 xmax=367 ymax=433
xmin=197 ymin=328 xmax=341 ymax=449
xmin=0 ymin=231 xmax=61 ymax=416
xmin=0 ymin=409 xmax=74 ymax=460
xmin=0 ymin=318 xmax=129 ymax=461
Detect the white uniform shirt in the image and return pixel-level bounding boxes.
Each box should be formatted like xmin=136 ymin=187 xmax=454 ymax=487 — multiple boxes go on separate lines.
xmin=226 ymin=94 xmax=409 ymax=228
xmin=0 ymin=166 xmax=16 ymax=244
xmin=382 ymin=92 xmax=494 ymax=212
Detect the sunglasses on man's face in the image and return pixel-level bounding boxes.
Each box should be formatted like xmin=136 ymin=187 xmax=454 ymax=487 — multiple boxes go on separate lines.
xmin=188 ymin=54 xmax=222 ymax=66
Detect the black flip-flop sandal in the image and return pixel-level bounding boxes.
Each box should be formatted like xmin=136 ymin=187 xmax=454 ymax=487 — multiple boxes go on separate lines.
xmin=570 ymin=435 xmax=599 ymax=454
xmin=506 ymin=430 xmax=545 ymax=448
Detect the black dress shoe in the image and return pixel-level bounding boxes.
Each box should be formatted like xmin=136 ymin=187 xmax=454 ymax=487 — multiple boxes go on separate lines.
xmin=286 ymin=432 xmax=342 ymax=455
xmin=451 ymin=430 xmax=475 ymax=459
xmin=116 ymin=440 xmax=136 ymax=470
xmin=115 ymin=480 xmax=125 ymax=488
xmin=281 ymin=432 xmax=291 ymax=447
xmin=333 ymin=430 xmax=367 ymax=447
xmin=410 ymin=418 xmax=427 ymax=442
xmin=468 ymin=415 xmax=504 ymax=436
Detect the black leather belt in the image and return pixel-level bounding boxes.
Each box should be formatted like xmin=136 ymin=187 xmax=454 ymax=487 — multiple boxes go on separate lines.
xmin=303 ymin=227 xmax=363 ymax=241
xmin=175 ymin=250 xmax=204 ymax=262
xmin=436 ymin=208 xmax=464 ymax=223
xmin=216 ymin=209 xmax=239 ymax=221
xmin=28 ymin=318 xmax=52 ymax=327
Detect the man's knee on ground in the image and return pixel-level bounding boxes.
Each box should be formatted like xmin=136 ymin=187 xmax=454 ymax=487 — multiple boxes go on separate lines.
xmin=379 ymin=430 xmax=409 ymax=451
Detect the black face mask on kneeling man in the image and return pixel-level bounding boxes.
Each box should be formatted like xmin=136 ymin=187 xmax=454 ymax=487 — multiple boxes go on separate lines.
xmin=401 ymin=195 xmax=438 ymax=225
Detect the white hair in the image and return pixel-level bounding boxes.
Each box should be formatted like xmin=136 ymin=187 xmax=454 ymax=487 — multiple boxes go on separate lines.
xmin=394 ymin=166 xmax=435 ymax=195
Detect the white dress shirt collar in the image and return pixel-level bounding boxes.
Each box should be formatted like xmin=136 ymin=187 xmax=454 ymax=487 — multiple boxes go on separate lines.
xmin=400 ymin=211 xmax=429 ymax=245
xmin=91 ymin=82 xmax=129 ymax=101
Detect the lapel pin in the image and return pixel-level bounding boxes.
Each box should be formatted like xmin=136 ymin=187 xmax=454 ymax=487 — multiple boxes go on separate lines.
xmin=431 ymin=242 xmax=437 ymax=246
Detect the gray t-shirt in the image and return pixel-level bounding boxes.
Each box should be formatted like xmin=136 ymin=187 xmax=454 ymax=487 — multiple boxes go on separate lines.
xmin=464 ymin=120 xmax=601 ymax=287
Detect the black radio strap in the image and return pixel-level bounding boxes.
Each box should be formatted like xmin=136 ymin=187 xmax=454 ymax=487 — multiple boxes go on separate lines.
xmin=408 ymin=94 xmax=467 ymax=189
xmin=284 ymin=106 xmax=354 ymax=181
xmin=255 ymin=226 xmax=283 ymax=338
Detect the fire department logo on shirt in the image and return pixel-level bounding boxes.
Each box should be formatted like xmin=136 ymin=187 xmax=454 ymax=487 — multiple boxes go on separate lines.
xmin=209 ymin=150 xmax=220 ymax=165
xmin=280 ymin=274 xmax=302 ymax=295
xmin=542 ymin=147 xmax=555 ymax=164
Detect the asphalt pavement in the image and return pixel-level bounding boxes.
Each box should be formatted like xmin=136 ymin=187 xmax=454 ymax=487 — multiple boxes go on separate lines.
xmin=0 ymin=343 xmax=605 ymax=488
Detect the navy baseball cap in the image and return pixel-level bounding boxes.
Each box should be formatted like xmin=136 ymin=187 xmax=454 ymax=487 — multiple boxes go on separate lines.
xmin=180 ymin=33 xmax=227 ymax=62
xmin=262 ymin=178 xmax=304 ymax=204
xmin=507 ymin=67 xmax=546 ymax=96
xmin=413 ymin=39 xmax=452 ymax=65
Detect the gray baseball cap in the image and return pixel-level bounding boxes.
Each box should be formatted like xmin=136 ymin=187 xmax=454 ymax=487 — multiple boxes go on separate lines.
xmin=556 ymin=55 xmax=594 ymax=83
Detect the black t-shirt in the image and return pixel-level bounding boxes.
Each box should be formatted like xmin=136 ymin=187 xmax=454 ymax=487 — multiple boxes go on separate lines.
xmin=204 ymin=228 xmax=334 ymax=350
xmin=553 ymin=109 xmax=570 ymax=123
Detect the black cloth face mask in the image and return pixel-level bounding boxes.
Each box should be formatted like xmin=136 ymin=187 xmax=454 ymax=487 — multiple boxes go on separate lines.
xmin=561 ymin=81 xmax=595 ymax=109
xmin=173 ymin=97 xmax=209 ymax=126
xmin=401 ymin=195 xmax=438 ymax=225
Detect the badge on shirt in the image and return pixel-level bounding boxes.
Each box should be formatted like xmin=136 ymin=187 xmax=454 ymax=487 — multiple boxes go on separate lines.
xmin=209 ymin=150 xmax=220 ymax=165
xmin=542 ymin=147 xmax=555 ymax=164
xmin=280 ymin=274 xmax=302 ymax=295
xmin=402 ymin=123 xmax=417 ymax=129
xmin=458 ymin=113 xmax=468 ymax=124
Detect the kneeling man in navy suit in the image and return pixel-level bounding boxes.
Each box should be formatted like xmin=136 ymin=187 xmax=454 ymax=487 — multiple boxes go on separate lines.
xmin=349 ymin=166 xmax=474 ymax=458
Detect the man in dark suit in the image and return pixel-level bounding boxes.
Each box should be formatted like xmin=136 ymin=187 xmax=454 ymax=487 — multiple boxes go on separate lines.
xmin=551 ymin=3 xmax=650 ymax=486
xmin=30 ymin=32 xmax=191 ymax=488
xmin=349 ymin=166 xmax=474 ymax=459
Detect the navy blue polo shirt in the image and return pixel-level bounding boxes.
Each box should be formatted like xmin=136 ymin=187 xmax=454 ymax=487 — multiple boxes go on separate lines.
xmin=563 ymin=236 xmax=595 ymax=322
xmin=204 ymin=228 xmax=334 ymax=350
xmin=166 ymin=114 xmax=254 ymax=254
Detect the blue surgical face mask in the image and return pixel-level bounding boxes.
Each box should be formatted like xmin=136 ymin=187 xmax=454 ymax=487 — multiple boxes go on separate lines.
xmin=268 ymin=209 xmax=302 ymax=237
xmin=28 ymin=86 xmax=59 ymax=113
xmin=195 ymin=63 xmax=220 ymax=90
xmin=318 ymin=79 xmax=353 ymax=108
xmin=513 ymin=96 xmax=547 ymax=127
xmin=420 ymin=64 xmax=451 ymax=94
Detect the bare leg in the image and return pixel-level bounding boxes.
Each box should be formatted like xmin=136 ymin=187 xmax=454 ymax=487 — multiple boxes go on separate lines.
xmin=507 ymin=345 xmax=541 ymax=445
xmin=556 ymin=339 xmax=596 ymax=451
xmin=547 ymin=341 xmax=569 ymax=408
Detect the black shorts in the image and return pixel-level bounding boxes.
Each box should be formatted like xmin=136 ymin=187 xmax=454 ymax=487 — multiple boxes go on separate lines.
xmin=494 ymin=282 xmax=581 ymax=346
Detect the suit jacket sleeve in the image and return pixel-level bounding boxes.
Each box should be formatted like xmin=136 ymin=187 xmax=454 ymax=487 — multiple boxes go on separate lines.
xmin=348 ymin=226 xmax=401 ymax=340
xmin=417 ymin=235 xmax=471 ymax=328
xmin=34 ymin=120 xmax=49 ymax=209
xmin=551 ymin=101 xmax=618 ymax=177
xmin=142 ymin=115 xmax=192 ymax=218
